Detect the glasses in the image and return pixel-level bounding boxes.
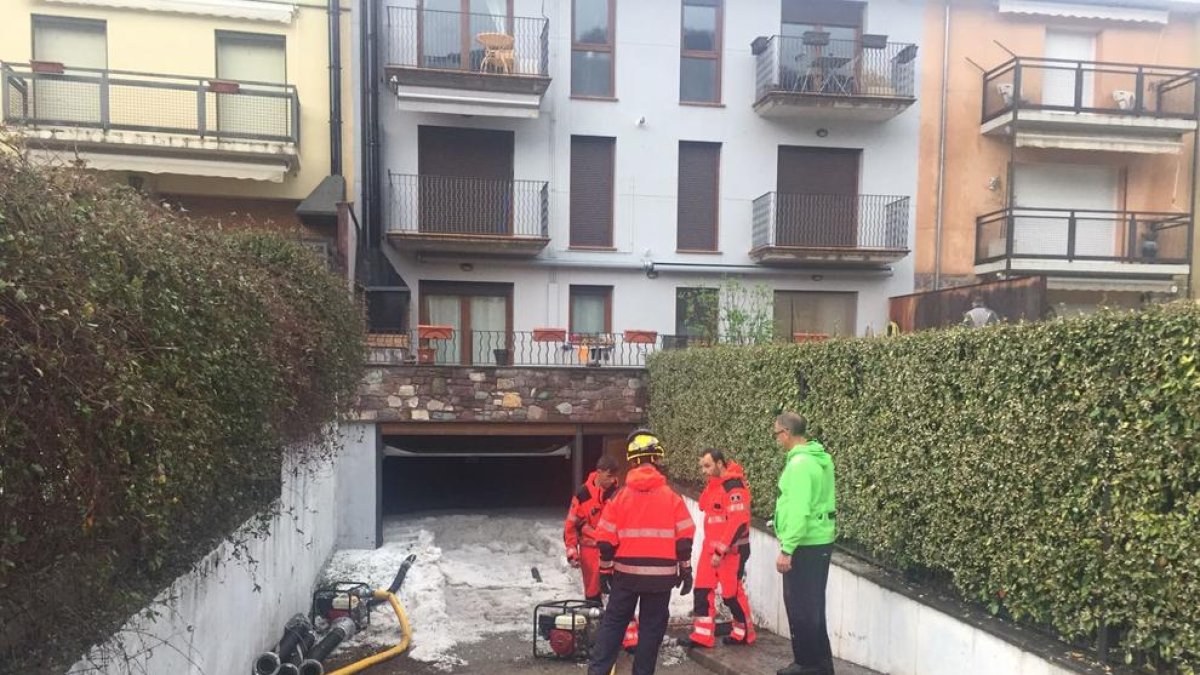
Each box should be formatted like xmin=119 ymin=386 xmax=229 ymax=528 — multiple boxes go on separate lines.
xmin=772 ymin=428 xmax=786 ymax=437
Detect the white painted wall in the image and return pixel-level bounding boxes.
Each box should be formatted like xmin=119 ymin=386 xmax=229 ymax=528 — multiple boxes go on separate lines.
xmin=337 ymin=421 xmax=382 ymax=550
xmin=681 ymin=495 xmax=1079 ymax=675
xmin=370 ymin=0 xmax=923 ymax=336
xmin=67 ymin=431 xmax=357 ymax=675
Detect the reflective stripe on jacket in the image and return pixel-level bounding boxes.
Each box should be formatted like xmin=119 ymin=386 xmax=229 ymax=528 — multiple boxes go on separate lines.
xmin=595 ymin=464 xmax=695 ymax=592
xmin=699 ymin=461 xmax=751 ymax=558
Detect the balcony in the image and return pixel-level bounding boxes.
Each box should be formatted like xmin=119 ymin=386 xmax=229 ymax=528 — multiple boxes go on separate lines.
xmin=975 ymin=208 xmax=1191 ymax=282
xmin=1 ymin=62 xmax=299 ymax=181
xmin=752 ymin=35 xmax=917 ymax=121
xmin=750 ymin=193 xmax=910 ymax=267
xmin=386 ymin=173 xmax=549 ymax=257
xmin=384 ymin=7 xmax=549 ymax=118
xmin=981 ymin=58 xmax=1199 ymax=154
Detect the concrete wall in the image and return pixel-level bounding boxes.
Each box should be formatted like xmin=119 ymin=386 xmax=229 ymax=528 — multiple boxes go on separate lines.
xmin=914 ymin=0 xmax=1199 ymax=285
xmin=67 ymin=431 xmax=354 ymax=675
xmin=372 ymin=0 xmax=923 ymax=337
xmin=682 ymin=494 xmax=1091 ymax=675
xmin=337 ymin=422 xmax=382 ymax=550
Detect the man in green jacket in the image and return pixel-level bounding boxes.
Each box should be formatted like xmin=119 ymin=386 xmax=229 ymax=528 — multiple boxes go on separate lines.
xmin=772 ymin=412 xmax=836 ymax=675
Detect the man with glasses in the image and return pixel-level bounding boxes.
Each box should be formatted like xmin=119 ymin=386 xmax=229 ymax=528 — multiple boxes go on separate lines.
xmin=772 ymin=412 xmax=837 ymax=675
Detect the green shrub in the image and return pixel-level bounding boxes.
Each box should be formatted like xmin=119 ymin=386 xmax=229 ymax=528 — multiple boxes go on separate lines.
xmin=649 ymin=304 xmax=1200 ymax=672
xmin=0 ymin=151 xmax=364 ymax=672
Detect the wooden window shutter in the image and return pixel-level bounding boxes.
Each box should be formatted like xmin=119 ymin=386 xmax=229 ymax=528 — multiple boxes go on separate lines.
xmin=677 ymin=141 xmax=720 ymax=251
xmin=570 ymin=136 xmax=615 ymax=247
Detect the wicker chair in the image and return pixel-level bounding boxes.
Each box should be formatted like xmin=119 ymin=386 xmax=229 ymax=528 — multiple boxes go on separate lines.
xmin=477 ymin=32 xmax=515 ymax=74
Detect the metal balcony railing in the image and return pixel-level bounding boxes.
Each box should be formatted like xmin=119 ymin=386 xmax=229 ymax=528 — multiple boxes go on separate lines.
xmin=982 ymin=57 xmax=1199 ymax=123
xmin=752 ymin=193 xmax=910 ymax=250
xmin=754 ymin=35 xmax=918 ymax=101
xmin=385 ymin=7 xmax=549 ymax=77
xmin=975 ymin=207 xmax=1191 ymax=265
xmin=387 ymin=173 xmax=549 ymax=239
xmin=1 ymin=62 xmax=299 ymax=144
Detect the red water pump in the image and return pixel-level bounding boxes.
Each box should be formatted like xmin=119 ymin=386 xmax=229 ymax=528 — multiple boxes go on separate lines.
xmin=533 ymin=599 xmax=603 ymax=661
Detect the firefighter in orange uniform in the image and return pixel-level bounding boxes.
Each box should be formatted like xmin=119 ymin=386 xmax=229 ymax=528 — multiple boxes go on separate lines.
xmin=587 ymin=430 xmax=695 ymax=675
xmin=681 ymin=448 xmax=756 ymax=649
xmin=564 ymin=455 xmax=621 ymax=602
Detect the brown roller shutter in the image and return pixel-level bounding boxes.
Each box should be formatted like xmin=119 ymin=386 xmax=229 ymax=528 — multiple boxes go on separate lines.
xmin=570 ymin=135 xmax=615 ymax=248
xmin=776 ymin=146 xmax=860 ymax=247
xmin=418 ymin=126 xmax=514 ymax=235
xmin=677 ymin=141 xmax=720 ymax=251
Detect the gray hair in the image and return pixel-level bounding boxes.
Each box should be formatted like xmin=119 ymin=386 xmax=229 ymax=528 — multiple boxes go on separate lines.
xmin=776 ymin=412 xmax=808 ymax=437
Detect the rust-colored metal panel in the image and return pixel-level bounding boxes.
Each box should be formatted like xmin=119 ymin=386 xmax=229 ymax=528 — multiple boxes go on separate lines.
xmin=889 ymin=276 xmax=1048 ymax=332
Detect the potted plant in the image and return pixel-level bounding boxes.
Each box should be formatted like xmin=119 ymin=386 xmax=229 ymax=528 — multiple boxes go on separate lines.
xmin=532 ymin=327 xmax=567 ymax=342
xmin=623 ymin=329 xmax=658 ymax=345
xmin=418 ymin=324 xmax=455 ymax=341
xmin=493 ymin=348 xmax=511 ymax=366
xmin=30 ymin=61 xmax=65 ymax=75
xmin=861 ymin=33 xmax=888 ymax=49
xmin=750 ymin=36 xmax=771 ymax=56
xmin=208 ymin=79 xmax=241 ymax=94
xmin=793 ymin=332 xmax=830 ymax=343
xmin=417 ymin=347 xmax=438 ymax=364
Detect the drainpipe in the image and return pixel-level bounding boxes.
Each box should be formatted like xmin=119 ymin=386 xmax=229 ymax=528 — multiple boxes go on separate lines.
xmin=328 ymin=0 xmax=343 ymax=176
xmin=933 ymin=0 xmax=951 ymax=290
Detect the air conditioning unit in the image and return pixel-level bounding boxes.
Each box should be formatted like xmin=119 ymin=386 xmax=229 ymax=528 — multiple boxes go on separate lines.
xmin=1112 ymin=89 xmax=1135 ymax=110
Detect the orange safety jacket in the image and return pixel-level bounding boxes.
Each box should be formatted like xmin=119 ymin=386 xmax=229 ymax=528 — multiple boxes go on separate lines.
xmin=699 ymin=461 xmax=751 ymax=559
xmin=595 ymin=464 xmax=696 ymax=592
xmin=564 ymin=471 xmax=616 ymax=550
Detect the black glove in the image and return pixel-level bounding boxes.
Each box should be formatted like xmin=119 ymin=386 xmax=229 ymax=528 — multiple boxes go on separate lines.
xmin=737 ymin=556 xmax=747 ymax=581
xmin=676 ymin=564 xmax=693 ymax=596
xmin=600 ymin=573 xmax=612 ymax=596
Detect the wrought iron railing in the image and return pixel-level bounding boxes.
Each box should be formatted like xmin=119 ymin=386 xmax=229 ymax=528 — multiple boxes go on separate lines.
xmin=385 ymin=7 xmax=549 ymax=77
xmin=752 ymin=193 xmax=910 ymax=251
xmin=754 ymin=35 xmax=918 ymax=101
xmin=975 ymin=207 xmax=1191 ymax=265
xmin=982 ymin=57 xmax=1199 ymax=123
xmin=364 ymin=330 xmax=834 ymax=367
xmin=1 ymin=62 xmax=299 ymax=143
xmin=387 ymin=173 xmax=549 ymax=239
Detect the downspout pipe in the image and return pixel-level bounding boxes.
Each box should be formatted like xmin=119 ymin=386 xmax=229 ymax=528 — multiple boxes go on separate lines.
xmin=933 ymin=0 xmax=951 ymax=290
xmin=328 ymin=0 xmax=343 ymax=176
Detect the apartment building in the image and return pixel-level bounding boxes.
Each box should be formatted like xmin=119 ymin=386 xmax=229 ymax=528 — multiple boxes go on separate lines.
xmin=915 ymin=0 xmax=1200 ymax=315
xmin=0 ymin=0 xmax=354 ymax=261
xmin=355 ymin=0 xmax=925 ymax=358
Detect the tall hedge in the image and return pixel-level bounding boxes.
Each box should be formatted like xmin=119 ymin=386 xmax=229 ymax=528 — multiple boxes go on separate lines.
xmin=649 ymin=304 xmax=1200 ymax=672
xmin=0 ymin=152 xmax=364 ymax=672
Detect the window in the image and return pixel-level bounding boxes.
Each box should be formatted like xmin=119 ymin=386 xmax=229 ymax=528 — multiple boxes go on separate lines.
xmin=677 ymin=141 xmax=720 ymax=251
xmin=31 ymin=16 xmax=107 ymax=125
xmin=419 ymin=0 xmax=514 ymax=72
xmin=570 ymin=136 xmax=615 ymax=248
xmin=216 ymin=31 xmax=286 ymax=137
xmin=774 ymin=291 xmax=857 ymax=338
xmin=572 ymin=0 xmax=614 ymax=97
xmin=419 ymin=281 xmax=512 ymax=365
xmin=680 ymin=0 xmax=722 ymax=103
xmin=570 ymin=286 xmax=612 ymax=335
xmin=675 ymin=287 xmax=719 ymax=338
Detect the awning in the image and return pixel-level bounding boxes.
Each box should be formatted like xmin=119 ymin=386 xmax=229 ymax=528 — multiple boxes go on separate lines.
xmin=43 ymin=0 xmax=297 ymax=23
xmin=27 ymin=149 xmax=290 ymax=182
xmin=997 ymin=0 xmax=1169 ymax=23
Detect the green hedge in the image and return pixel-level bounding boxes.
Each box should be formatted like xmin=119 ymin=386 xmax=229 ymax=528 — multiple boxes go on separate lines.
xmin=649 ymin=304 xmax=1200 ymax=673
xmin=0 ymin=153 xmax=364 ymax=672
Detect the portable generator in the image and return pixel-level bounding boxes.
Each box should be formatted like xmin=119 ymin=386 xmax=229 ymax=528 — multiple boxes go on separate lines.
xmin=310 ymin=581 xmax=374 ymax=633
xmin=533 ymin=599 xmax=603 ymax=661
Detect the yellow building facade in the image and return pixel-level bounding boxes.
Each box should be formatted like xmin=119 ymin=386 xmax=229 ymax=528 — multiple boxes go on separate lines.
xmin=0 ymin=0 xmax=354 ymax=247
xmin=915 ymin=0 xmax=1200 ymax=314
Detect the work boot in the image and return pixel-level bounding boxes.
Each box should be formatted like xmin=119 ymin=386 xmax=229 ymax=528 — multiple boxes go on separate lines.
xmin=677 ymin=636 xmax=710 ymax=649
xmin=722 ymin=636 xmax=751 ymax=646
xmin=777 ymin=664 xmax=825 ymax=675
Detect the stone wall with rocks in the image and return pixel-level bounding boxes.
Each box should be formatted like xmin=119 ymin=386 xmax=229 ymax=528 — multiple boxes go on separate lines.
xmin=352 ymin=364 xmax=649 ymax=424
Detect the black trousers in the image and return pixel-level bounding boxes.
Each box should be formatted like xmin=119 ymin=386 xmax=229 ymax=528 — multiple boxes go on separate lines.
xmin=587 ymin=584 xmax=671 ymax=675
xmin=782 ymin=544 xmax=834 ymax=669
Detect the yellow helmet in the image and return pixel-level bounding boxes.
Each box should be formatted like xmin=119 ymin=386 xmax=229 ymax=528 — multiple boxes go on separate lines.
xmin=626 ymin=428 xmax=664 ymax=463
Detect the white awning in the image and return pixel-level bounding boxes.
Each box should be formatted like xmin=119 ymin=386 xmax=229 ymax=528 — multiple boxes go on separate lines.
xmin=998 ymin=0 xmax=1169 ymax=23
xmin=28 ymin=149 xmax=290 ymax=182
xmin=43 ymin=0 xmax=297 ymax=23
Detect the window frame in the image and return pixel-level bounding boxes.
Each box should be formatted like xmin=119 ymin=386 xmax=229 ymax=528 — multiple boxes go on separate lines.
xmin=31 ymin=14 xmax=108 ymax=67
xmin=571 ymin=0 xmax=616 ymax=99
xmin=679 ymin=0 xmax=723 ymax=105
xmin=418 ymin=281 xmax=514 ymax=364
xmin=568 ymin=285 xmax=613 ymax=335
xmin=416 ymin=0 xmax=516 ymax=72
xmin=676 ymin=140 xmax=721 ymax=252
xmin=674 ymin=287 xmax=719 ymax=338
xmin=569 ymin=135 xmax=616 ymax=250
xmin=214 ymin=29 xmax=288 ymax=83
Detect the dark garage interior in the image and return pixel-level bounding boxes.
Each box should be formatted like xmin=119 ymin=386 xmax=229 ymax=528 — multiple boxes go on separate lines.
xmin=381 ymin=434 xmax=606 ymax=514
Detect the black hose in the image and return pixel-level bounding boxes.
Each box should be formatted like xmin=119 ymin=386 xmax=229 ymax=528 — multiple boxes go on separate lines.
xmin=277 ymin=664 xmax=300 ymax=675
xmin=371 ymin=555 xmax=416 ymax=608
xmin=254 ymin=614 xmax=314 ymax=674
xmin=298 ymin=617 xmax=358 ymax=675
xmin=253 ymin=652 xmax=280 ymax=675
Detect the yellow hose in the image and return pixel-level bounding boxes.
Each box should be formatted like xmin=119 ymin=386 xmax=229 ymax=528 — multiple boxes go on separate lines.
xmin=324 ymin=589 xmax=412 ymax=675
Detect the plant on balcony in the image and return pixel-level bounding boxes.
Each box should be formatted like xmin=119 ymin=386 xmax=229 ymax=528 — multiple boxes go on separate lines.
xmin=532 ymin=327 xmax=567 ymax=342
xmin=418 ymin=324 xmax=455 ymax=341
xmin=623 ymin=329 xmax=658 ymax=344
xmin=207 ymin=79 xmax=241 ymax=94
xmin=680 ymin=277 xmax=776 ymax=346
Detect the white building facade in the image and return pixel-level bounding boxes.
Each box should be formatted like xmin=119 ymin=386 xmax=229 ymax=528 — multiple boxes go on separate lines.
xmin=357 ymin=0 xmax=925 ymax=360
